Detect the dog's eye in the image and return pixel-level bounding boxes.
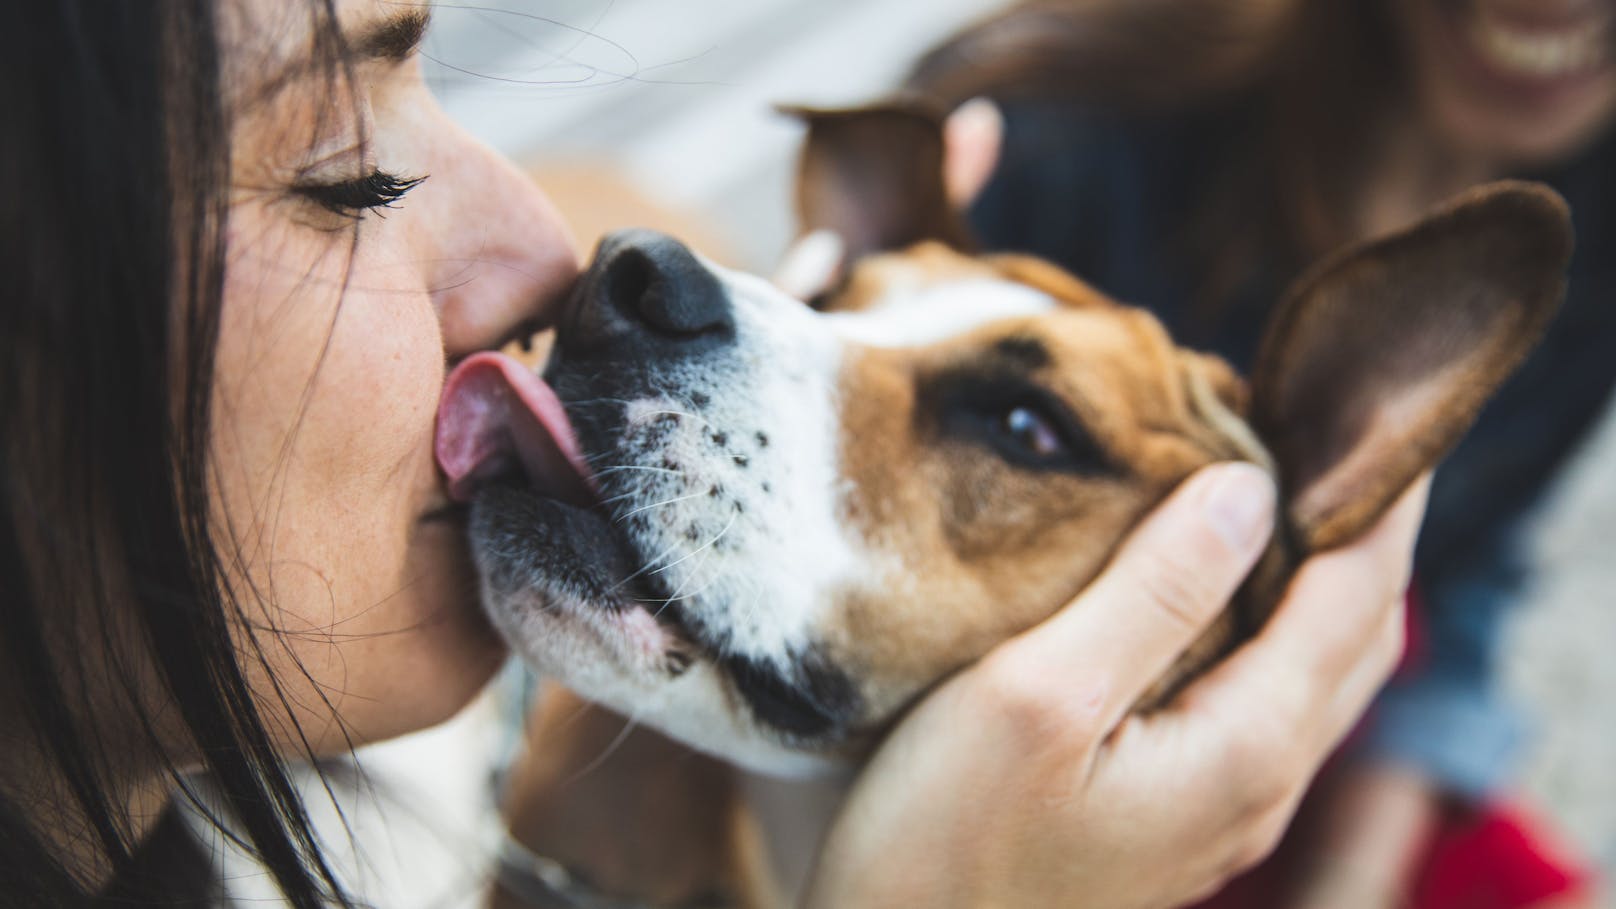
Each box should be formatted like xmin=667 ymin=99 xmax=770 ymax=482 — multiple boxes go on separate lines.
xmin=1002 ymin=405 xmax=1064 ymax=458
xmin=931 ymin=375 xmax=1112 ymax=475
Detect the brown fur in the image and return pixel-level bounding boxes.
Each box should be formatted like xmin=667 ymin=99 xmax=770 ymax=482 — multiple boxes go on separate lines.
xmin=1252 ymin=183 xmax=1571 ymax=552
xmin=787 ymin=100 xmax=976 ymax=263
xmin=493 ymin=688 xmax=768 ymax=909
xmin=496 ymin=106 xmax=1571 ymax=908
xmin=827 ymin=251 xmax=1261 ymax=718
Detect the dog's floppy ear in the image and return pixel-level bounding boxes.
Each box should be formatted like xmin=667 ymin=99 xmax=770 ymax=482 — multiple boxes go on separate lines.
xmin=1251 ymin=181 xmax=1572 ymax=553
xmin=782 ymin=99 xmax=976 ymax=262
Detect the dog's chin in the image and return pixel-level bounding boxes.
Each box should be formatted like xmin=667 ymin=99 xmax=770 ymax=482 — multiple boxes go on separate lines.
xmin=469 ymin=483 xmax=699 ymax=676
xmin=468 ymin=484 xmax=850 ymax=778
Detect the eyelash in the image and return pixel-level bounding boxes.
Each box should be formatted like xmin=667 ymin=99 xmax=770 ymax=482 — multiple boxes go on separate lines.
xmin=297 ymin=169 xmax=427 ymax=218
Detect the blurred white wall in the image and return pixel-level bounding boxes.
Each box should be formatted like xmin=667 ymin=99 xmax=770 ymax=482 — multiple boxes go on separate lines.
xmin=426 ymin=0 xmax=1012 ymax=268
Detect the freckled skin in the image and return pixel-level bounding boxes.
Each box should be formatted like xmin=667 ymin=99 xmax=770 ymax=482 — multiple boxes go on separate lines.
xmin=210 ymin=0 xmax=579 ymax=754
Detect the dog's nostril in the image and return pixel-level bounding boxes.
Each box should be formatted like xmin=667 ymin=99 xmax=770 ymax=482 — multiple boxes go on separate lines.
xmin=596 ymin=230 xmax=732 ymax=339
xmin=604 ymin=249 xmax=654 ymax=320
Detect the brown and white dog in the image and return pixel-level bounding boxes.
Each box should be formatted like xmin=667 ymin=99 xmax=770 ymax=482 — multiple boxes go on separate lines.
xmin=435 ymin=104 xmax=1572 ymax=908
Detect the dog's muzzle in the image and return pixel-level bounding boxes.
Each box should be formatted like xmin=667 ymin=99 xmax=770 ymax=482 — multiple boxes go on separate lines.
xmin=559 ymin=228 xmax=737 ymax=364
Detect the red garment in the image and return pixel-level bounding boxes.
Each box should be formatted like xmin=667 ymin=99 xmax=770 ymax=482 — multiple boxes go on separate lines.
xmin=1189 ymin=801 xmax=1593 ymax=909
xmin=1190 ymin=592 xmax=1594 ymax=909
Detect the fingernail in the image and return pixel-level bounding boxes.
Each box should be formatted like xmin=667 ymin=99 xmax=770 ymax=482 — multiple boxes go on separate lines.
xmin=1201 ymin=463 xmax=1275 ymax=552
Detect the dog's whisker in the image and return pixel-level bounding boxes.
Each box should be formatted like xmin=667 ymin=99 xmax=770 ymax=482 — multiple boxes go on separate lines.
xmin=611 ymin=511 xmax=726 ymax=594
xmin=559 ymin=711 xmax=645 ymax=787
xmin=593 ymin=464 xmax=685 ymax=477
xmin=650 ymin=512 xmax=737 ymax=579
xmin=575 ymin=395 xmax=637 ymax=406
xmin=609 ymin=534 xmax=692 ymax=591
xmin=614 ymin=490 xmax=706 ymax=524
xmin=595 ymin=489 xmax=643 ymax=508
xmin=648 ymin=570 xmax=719 ymax=606
xmin=581 ymin=449 xmax=628 ymax=466
xmin=646 ymin=550 xmax=719 ymax=615
xmin=657 ymin=549 xmax=707 ymax=601
xmin=638 ymin=408 xmax=704 ymax=423
xmin=738 ymin=592 xmax=763 ymax=631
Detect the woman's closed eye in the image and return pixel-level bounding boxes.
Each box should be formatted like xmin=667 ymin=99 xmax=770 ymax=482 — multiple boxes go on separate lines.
xmin=295 ymin=169 xmax=427 ymax=219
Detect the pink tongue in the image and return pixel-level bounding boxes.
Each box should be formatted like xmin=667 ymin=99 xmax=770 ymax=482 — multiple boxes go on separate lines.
xmin=436 ymin=351 xmax=596 ymax=504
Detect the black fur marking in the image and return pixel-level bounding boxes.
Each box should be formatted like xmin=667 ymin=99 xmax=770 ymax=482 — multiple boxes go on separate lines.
xmin=925 ymin=370 xmax=1119 ymax=477
xmin=720 ymin=648 xmax=860 ymax=740
xmin=994 ymin=335 xmax=1051 ymax=370
xmin=469 ymin=487 xmax=637 ymax=608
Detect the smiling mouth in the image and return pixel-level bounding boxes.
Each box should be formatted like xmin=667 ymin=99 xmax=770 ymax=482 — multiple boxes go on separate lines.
xmin=1457 ymin=0 xmax=1614 ymax=81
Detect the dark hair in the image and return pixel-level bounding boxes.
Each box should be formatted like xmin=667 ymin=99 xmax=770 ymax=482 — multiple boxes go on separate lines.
xmin=3 ymin=2 xmax=363 ymax=905
xmin=909 ymin=0 xmax=1401 ymax=307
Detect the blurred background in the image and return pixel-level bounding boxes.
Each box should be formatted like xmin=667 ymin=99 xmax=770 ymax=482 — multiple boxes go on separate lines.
xmin=424 ymin=0 xmax=1012 ymax=269
xmin=212 ymin=3 xmax=1616 ymax=906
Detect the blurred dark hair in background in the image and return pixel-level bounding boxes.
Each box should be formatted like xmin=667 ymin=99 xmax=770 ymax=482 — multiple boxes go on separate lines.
xmin=910 ymin=0 xmax=1401 ymax=307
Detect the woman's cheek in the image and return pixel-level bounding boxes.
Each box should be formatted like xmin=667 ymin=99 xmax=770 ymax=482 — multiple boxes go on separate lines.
xmin=213 ymin=217 xmax=442 ymax=521
xmin=297 ymin=260 xmax=444 ymax=501
xmin=211 ymin=211 xmax=496 ymax=747
xmin=247 ymin=244 xmax=449 ymax=611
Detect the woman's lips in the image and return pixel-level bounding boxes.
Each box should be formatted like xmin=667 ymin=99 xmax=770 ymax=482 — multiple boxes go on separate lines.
xmin=1462 ymin=0 xmax=1614 ymax=80
xmin=435 ymin=351 xmax=597 ymax=504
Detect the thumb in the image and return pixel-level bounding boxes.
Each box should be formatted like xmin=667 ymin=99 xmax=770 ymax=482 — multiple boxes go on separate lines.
xmin=1009 ymin=462 xmax=1276 ymax=724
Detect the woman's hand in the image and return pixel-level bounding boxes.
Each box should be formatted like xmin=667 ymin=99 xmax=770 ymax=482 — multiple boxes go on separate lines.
xmin=805 ymin=463 xmax=1428 ymax=909
xmin=1281 ymin=764 xmax=1439 ymax=909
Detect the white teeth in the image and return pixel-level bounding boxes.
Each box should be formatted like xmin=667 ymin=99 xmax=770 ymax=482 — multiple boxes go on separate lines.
xmin=1467 ymin=4 xmax=1613 ymax=78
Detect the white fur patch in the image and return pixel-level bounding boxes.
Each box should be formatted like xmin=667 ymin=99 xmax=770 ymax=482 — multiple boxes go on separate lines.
xmin=490 ymin=254 xmax=1011 ymax=776
xmin=521 ymin=259 xmax=883 ymax=768
xmin=825 ymin=278 xmax=1058 ymax=347
xmin=656 ymin=263 xmax=873 ymax=664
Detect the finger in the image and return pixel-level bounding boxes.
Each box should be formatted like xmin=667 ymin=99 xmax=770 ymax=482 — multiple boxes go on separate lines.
xmin=942 ymin=97 xmax=1004 ymax=207
xmin=1319 ymin=595 xmax=1408 ymax=748
xmin=1005 ymin=462 xmax=1276 ymax=725
xmin=1175 ymin=476 xmax=1429 ymax=789
xmin=1271 ymin=474 xmax=1429 ymax=677
xmin=1203 ymin=474 xmax=1428 ymax=715
xmin=771 ymin=228 xmax=845 ymax=300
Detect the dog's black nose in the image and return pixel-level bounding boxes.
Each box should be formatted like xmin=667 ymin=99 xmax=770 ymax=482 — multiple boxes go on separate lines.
xmin=566 ymin=229 xmax=733 ymax=353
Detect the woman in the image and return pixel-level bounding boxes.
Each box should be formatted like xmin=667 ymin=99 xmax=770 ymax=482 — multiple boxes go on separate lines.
xmin=913 ymin=0 xmax=1615 ymax=905
xmin=1 ymin=1 xmax=1422 ymax=905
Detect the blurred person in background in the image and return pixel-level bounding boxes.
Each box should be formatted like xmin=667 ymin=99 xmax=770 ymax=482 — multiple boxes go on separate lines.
xmin=913 ymin=0 xmax=1615 ymax=906
xmin=2 ymin=1 xmax=1427 ymax=906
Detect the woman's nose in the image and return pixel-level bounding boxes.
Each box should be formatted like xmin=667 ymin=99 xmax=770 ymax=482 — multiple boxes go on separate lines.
xmin=415 ymin=114 xmax=581 ymax=359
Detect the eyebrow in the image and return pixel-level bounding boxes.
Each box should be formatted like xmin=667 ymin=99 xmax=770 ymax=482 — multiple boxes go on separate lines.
xmin=354 ymin=7 xmax=431 ymax=62
xmin=245 ymin=7 xmax=432 ymax=107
